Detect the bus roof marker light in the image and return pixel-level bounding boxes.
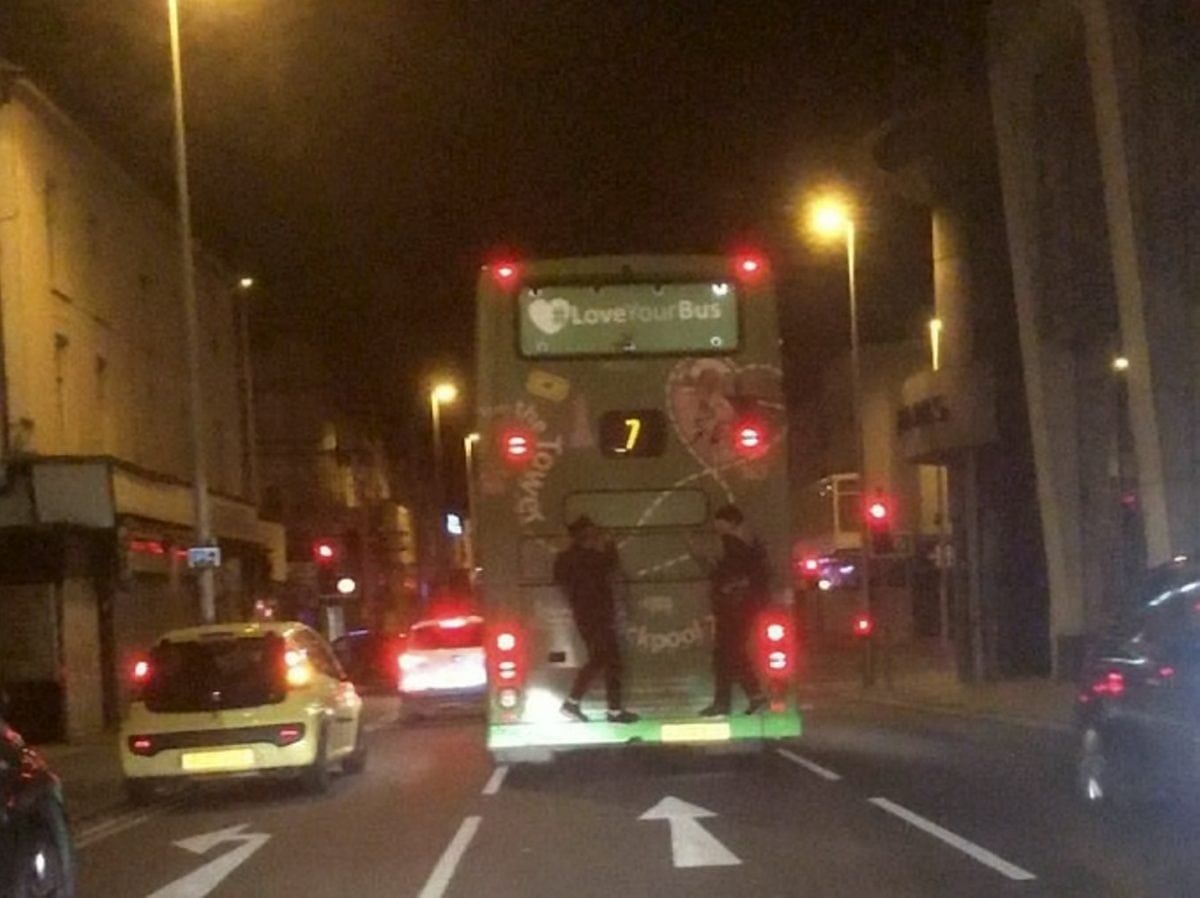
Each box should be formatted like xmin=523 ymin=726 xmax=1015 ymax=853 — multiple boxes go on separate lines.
xmin=712 ymin=282 xmax=730 ymax=297
xmin=493 ymin=262 xmax=519 ymax=286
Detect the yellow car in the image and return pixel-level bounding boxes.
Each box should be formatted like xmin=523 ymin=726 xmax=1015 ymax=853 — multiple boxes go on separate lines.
xmin=120 ymin=622 xmax=365 ymax=802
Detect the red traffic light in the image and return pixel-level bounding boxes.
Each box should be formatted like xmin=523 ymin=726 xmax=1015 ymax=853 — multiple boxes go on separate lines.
xmin=866 ymin=500 xmax=889 ymax=523
xmin=501 ymin=429 xmax=534 ymax=463
xmin=852 ymin=612 xmax=875 ymax=638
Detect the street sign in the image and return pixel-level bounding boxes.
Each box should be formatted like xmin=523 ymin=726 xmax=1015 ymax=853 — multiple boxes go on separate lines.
xmin=186 ymin=546 xmax=222 ymax=570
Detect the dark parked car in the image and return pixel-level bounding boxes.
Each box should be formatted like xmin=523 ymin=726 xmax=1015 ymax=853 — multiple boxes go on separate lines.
xmin=1077 ymin=556 xmax=1200 ymax=807
xmin=0 ymin=693 xmax=75 ymax=897
xmin=333 ymin=629 xmax=405 ymax=694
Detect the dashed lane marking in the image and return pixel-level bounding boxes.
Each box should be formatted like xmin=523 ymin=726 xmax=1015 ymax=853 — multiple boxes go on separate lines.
xmin=75 ymin=799 xmax=182 ymax=850
xmin=417 ymin=816 xmax=483 ymax=898
xmin=777 ymin=748 xmax=842 ymax=781
xmin=868 ymin=797 xmax=1036 ymax=882
xmin=482 ymin=765 xmax=509 ymax=796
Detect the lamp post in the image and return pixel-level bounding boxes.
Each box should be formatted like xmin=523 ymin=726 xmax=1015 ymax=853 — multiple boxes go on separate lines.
xmin=464 ymin=432 xmax=479 ymax=582
xmin=168 ymin=0 xmax=215 ymax=623
xmin=808 ymin=196 xmax=869 ymax=617
xmin=929 ymin=317 xmax=951 ymax=653
xmin=429 ymin=382 xmax=459 ymax=579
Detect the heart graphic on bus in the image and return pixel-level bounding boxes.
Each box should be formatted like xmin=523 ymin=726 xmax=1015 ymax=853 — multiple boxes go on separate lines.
xmin=667 ymin=359 xmax=784 ymax=472
xmin=527 ymin=297 xmax=571 ymax=335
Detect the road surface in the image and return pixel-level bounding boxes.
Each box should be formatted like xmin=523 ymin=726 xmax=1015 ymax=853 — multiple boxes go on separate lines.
xmin=73 ymin=696 xmax=1200 ymax=896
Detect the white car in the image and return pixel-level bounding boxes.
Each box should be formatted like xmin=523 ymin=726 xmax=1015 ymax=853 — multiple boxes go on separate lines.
xmin=398 ymin=615 xmax=487 ymax=720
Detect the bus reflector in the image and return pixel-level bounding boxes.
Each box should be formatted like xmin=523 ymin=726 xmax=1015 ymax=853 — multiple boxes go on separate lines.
xmin=496 ymin=632 xmax=517 ymax=652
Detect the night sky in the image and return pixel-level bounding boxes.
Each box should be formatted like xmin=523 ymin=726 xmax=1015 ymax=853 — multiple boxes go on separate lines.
xmin=0 ymin=1 xmax=989 ymax=456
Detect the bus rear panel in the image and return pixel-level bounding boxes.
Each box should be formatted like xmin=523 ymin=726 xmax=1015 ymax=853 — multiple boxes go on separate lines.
xmin=474 ymin=255 xmax=800 ymax=761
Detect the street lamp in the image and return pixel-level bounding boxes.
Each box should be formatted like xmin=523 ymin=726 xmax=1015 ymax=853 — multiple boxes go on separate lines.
xmin=807 ymin=193 xmax=869 ymax=615
xmin=238 ymin=275 xmax=255 ymax=290
xmin=167 ymin=0 xmax=216 ymax=623
xmin=429 ymin=381 xmax=459 ymax=577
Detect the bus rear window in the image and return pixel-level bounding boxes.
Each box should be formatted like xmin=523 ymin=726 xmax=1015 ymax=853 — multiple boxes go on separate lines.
xmin=518 ymin=282 xmax=739 ymax=357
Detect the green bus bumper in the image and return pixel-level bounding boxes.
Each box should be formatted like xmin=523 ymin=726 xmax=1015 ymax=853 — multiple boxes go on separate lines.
xmin=488 ymin=709 xmax=801 ymax=757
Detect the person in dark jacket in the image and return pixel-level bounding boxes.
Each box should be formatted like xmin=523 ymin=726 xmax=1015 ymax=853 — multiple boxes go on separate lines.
xmin=554 ymin=516 xmax=639 ymax=724
xmin=695 ymin=504 xmax=769 ymax=716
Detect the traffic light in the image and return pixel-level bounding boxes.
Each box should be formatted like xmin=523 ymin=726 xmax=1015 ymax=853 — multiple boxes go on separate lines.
xmin=864 ymin=493 xmax=895 ymax=556
xmin=313 ymin=538 xmax=339 ymax=595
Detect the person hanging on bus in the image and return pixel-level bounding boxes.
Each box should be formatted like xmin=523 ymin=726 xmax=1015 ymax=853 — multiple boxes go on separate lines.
xmin=553 ymin=515 xmax=640 ymax=724
xmin=692 ymin=503 xmax=770 ymax=716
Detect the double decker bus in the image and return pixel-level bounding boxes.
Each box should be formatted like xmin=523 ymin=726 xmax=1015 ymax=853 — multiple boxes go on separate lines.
xmin=473 ymin=254 xmax=800 ymax=761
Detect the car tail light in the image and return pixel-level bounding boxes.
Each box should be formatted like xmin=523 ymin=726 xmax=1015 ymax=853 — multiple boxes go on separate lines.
xmin=275 ymin=724 xmax=306 ymax=747
xmin=1091 ymin=671 xmax=1126 ymax=697
xmin=129 ymin=736 xmax=155 ymax=757
xmin=438 ymin=616 xmax=471 ymax=629
xmin=496 ymin=632 xmax=517 ymax=652
xmin=285 ymin=649 xmax=313 ymax=688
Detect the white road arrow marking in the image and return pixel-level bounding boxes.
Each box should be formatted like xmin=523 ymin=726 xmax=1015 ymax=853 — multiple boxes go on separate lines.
xmin=639 ymin=796 xmax=741 ymax=868
xmin=147 ymin=823 xmax=271 ymax=898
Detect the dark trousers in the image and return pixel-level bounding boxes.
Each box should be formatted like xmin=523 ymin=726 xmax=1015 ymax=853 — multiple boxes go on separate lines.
xmin=712 ymin=605 xmax=762 ymax=709
xmin=568 ymin=622 xmax=623 ymax=710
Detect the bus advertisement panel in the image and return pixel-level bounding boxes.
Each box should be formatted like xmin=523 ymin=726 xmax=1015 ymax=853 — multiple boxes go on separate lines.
xmin=474 ymin=255 xmax=800 ymax=761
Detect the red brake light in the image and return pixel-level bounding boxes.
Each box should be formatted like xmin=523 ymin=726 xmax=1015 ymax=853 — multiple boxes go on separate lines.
xmin=131 ymin=659 xmax=151 ymax=683
xmin=738 ymin=425 xmax=762 ymax=449
xmin=734 ymin=254 xmax=766 ymax=279
xmin=313 ymin=540 xmax=336 ymax=562
xmin=803 ymin=558 xmax=819 ymax=573
xmin=765 ymin=622 xmax=786 ymax=643
xmin=852 ymin=613 xmax=875 ymax=638
xmin=129 ymin=736 xmax=155 ymax=756
xmin=502 ymin=430 xmax=533 ymax=463
xmin=867 ymin=501 xmax=888 ymax=522
xmin=1092 ymin=671 xmax=1126 ymax=697
xmin=493 ymin=262 xmax=519 ymax=286
xmin=276 ymin=725 xmax=305 ymax=747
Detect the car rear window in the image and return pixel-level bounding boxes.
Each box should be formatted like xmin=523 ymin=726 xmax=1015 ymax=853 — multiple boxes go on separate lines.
xmin=408 ymin=621 xmax=483 ymax=651
xmin=143 ymin=635 xmax=287 ymax=712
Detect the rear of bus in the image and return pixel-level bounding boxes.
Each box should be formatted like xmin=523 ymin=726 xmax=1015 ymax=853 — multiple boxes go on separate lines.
xmin=474 ymin=255 xmax=800 ymax=762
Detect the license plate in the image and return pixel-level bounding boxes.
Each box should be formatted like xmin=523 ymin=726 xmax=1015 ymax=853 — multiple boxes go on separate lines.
xmin=180 ymin=748 xmax=256 ymax=772
xmin=660 ymin=722 xmax=732 ymax=743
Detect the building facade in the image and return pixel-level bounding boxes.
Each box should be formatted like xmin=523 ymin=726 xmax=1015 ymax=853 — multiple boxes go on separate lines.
xmin=990 ymin=0 xmax=1200 ymax=673
xmin=0 ymin=70 xmax=283 ymax=740
xmin=254 ymin=329 xmax=418 ymax=637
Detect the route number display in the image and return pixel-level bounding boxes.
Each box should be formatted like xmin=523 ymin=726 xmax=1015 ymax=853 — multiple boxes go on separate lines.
xmin=599 ymin=410 xmax=668 ymax=458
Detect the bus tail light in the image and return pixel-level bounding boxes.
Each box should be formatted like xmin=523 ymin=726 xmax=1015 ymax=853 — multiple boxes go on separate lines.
xmin=488 ymin=625 xmax=526 ymax=701
xmin=734 ymin=420 xmax=769 ymax=458
xmin=733 ymin=253 xmax=768 ymax=282
xmin=756 ymin=610 xmax=795 ymax=681
xmin=501 ymin=430 xmax=534 ymax=464
xmin=491 ymin=261 xmax=520 ymax=288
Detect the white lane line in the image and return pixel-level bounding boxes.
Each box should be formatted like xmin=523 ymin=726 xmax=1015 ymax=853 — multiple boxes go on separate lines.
xmin=868 ymin=797 xmax=1036 ymax=882
xmin=76 ymin=802 xmax=173 ymax=850
xmin=777 ymin=748 xmax=842 ymax=781
xmin=482 ymin=765 xmax=509 ymax=796
xmin=417 ymin=816 xmax=483 ymax=898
